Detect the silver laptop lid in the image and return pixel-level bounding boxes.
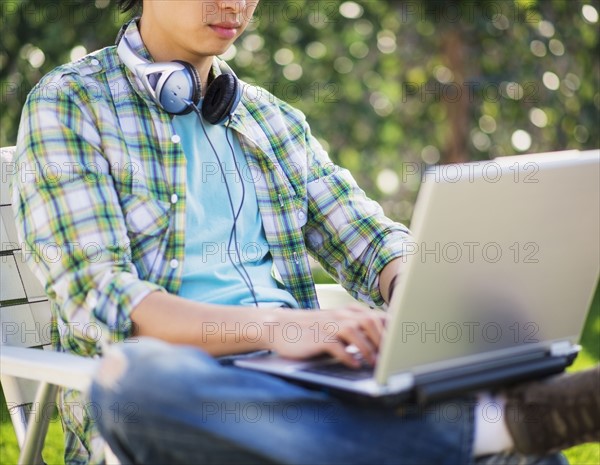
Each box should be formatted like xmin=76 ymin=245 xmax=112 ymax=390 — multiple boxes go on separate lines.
xmin=376 ymin=150 xmax=599 ymax=385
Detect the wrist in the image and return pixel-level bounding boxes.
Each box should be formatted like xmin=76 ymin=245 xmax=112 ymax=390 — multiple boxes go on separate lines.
xmin=387 ymin=274 xmax=399 ymax=303
xmin=256 ymin=307 xmax=290 ymax=351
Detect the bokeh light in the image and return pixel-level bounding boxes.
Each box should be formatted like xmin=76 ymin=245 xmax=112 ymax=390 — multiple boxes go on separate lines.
xmin=542 ymin=72 xmax=560 ymax=91
xmin=538 ymin=20 xmax=555 ymax=38
xmin=306 ymin=42 xmax=327 ymax=59
xmin=511 ymin=130 xmax=532 ymax=152
xmin=529 ymin=108 xmax=548 ymax=128
xmin=530 ymin=40 xmax=547 ymax=58
xmin=582 ymin=4 xmax=599 ymax=23
xmin=339 ymin=2 xmax=363 ymax=20
xmin=70 ymin=45 xmax=87 ymax=62
xmin=376 ymin=169 xmax=400 ymax=195
xmin=421 ymin=146 xmax=441 ymax=165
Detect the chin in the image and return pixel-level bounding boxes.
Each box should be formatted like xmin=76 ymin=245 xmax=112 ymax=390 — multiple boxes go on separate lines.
xmin=204 ymin=45 xmax=236 ymax=58
xmin=188 ymin=37 xmax=234 ymax=55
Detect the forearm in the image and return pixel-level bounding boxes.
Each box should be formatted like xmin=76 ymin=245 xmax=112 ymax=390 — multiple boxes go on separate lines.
xmin=131 ymin=289 xmax=389 ymax=366
xmin=130 ymin=291 xmax=288 ymax=356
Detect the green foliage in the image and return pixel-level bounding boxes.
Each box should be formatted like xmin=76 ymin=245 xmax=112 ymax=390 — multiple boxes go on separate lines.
xmin=1 ymin=0 xmax=598 ymax=224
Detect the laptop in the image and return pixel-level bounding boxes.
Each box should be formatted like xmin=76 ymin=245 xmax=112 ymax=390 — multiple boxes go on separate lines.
xmin=235 ymin=149 xmax=600 ymax=404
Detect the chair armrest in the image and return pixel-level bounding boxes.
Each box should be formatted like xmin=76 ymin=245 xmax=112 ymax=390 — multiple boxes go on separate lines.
xmin=315 ymin=283 xmax=360 ymax=308
xmin=0 ymin=346 xmax=99 ymax=392
xmin=1 ymin=287 xmax=359 ymax=392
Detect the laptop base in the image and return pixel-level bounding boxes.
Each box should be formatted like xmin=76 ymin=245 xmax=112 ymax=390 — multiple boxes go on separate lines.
xmin=413 ymin=352 xmax=576 ymax=404
xmin=261 ymin=351 xmax=577 ymax=408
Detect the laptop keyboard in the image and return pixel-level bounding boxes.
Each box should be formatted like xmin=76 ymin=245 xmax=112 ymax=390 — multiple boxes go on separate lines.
xmin=300 ymin=362 xmax=375 ymax=380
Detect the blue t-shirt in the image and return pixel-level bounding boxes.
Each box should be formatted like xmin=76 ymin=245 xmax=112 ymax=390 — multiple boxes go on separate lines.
xmin=173 ymin=106 xmax=299 ymax=308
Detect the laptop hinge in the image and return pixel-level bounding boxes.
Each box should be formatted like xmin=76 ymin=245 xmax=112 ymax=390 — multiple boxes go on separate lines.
xmin=550 ymin=341 xmax=580 ymax=357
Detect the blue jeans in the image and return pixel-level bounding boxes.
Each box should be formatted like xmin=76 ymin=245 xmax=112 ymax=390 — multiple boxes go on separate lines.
xmin=90 ymin=338 xmax=567 ymax=465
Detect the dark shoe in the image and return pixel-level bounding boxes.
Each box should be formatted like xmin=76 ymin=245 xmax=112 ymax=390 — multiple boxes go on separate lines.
xmin=503 ymin=365 xmax=600 ymax=455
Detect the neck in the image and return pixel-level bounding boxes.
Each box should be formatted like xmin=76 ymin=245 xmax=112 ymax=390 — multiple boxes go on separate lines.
xmin=139 ymin=18 xmax=213 ymax=96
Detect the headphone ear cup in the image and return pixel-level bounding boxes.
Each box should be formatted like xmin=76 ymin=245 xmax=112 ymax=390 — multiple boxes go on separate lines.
xmin=166 ymin=60 xmax=201 ymax=114
xmin=203 ymin=73 xmax=240 ymax=125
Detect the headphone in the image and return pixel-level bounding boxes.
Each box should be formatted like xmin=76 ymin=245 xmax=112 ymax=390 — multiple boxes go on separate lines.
xmin=116 ymin=21 xmax=242 ymax=122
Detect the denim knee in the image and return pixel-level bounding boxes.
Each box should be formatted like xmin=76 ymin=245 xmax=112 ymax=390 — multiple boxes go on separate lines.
xmin=91 ymin=338 xmax=220 ymax=425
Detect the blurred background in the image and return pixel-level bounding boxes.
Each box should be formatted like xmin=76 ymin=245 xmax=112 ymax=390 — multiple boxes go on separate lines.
xmin=1 ymin=0 xmax=599 ymax=225
xmin=1 ymin=1 xmax=599 ymax=463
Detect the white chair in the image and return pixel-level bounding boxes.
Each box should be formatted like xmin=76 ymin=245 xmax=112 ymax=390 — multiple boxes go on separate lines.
xmin=0 ymin=145 xmax=359 ymax=464
xmin=0 ymin=145 xmax=101 ymax=464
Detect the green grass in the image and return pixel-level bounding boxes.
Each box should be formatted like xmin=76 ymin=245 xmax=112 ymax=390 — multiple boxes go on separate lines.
xmin=1 ymin=284 xmax=598 ymax=465
xmin=0 ymin=399 xmax=64 ymax=465
xmin=562 ymin=282 xmax=600 ymax=465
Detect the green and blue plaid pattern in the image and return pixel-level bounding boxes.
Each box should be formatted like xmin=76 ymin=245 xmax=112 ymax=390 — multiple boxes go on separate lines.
xmin=12 ymin=20 xmax=410 ymax=465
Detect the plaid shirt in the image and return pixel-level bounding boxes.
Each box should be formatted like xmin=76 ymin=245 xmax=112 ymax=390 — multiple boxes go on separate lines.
xmin=12 ymin=20 xmax=410 ymax=465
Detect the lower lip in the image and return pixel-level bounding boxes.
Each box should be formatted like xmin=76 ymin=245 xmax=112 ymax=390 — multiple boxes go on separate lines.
xmin=210 ymin=25 xmax=238 ymax=39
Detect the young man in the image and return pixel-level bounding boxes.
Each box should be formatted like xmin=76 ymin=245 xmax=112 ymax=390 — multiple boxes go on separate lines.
xmin=12 ymin=1 xmax=599 ymax=464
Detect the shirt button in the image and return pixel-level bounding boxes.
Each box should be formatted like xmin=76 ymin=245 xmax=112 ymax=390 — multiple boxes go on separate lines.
xmin=169 ymin=259 xmax=179 ymax=269
xmin=170 ymin=193 xmax=178 ymax=204
xmin=171 ymin=134 xmax=181 ymax=144
xmin=297 ymin=211 xmax=306 ymax=221
xmin=90 ymin=58 xmax=100 ymax=66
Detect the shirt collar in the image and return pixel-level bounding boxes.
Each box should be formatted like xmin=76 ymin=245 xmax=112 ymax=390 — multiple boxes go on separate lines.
xmin=120 ymin=17 xmax=152 ymax=62
xmin=117 ymin=19 xmax=160 ymax=108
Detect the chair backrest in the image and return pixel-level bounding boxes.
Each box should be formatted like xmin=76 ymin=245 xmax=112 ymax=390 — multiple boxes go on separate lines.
xmin=1 ymin=146 xmax=52 ymax=426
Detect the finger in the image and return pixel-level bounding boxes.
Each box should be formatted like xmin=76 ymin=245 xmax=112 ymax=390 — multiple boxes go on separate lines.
xmin=325 ymin=342 xmax=361 ymax=368
xmin=329 ymin=309 xmax=384 ymax=353
xmin=343 ymin=305 xmax=387 ymax=328
xmin=337 ymin=325 xmax=377 ymax=365
xmin=355 ymin=314 xmax=384 ymax=350
xmin=338 ymin=311 xmax=384 ymax=351
xmin=372 ymin=311 xmax=386 ymax=333
xmin=380 ymin=311 xmax=389 ymax=327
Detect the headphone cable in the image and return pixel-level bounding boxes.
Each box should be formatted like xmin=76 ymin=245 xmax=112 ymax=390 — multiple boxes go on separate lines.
xmin=188 ymin=103 xmax=259 ymax=308
xmin=224 ymin=115 xmax=259 ymax=301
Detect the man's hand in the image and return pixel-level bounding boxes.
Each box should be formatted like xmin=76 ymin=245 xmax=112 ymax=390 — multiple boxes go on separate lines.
xmin=265 ymin=305 xmax=387 ymax=368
